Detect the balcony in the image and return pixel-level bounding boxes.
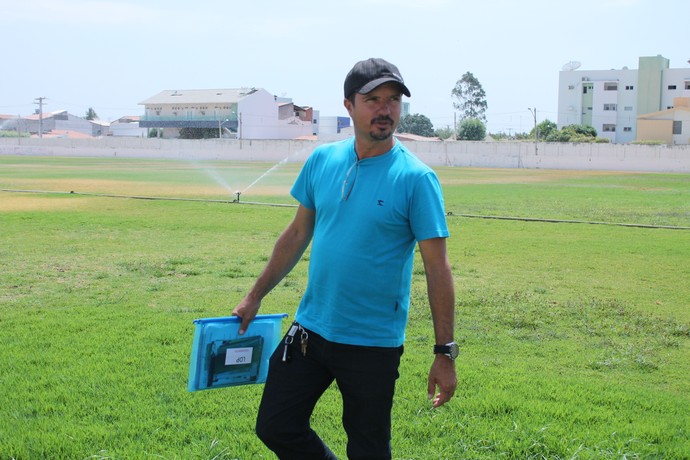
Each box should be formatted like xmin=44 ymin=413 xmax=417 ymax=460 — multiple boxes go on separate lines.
xmin=139 ymin=113 xmax=238 ymax=130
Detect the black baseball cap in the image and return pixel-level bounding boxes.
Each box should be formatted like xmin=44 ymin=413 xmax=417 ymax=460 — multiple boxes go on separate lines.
xmin=344 ymin=58 xmax=411 ymax=99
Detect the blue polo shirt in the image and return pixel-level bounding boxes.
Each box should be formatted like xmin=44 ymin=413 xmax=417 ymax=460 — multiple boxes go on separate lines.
xmin=291 ymin=137 xmax=449 ymax=347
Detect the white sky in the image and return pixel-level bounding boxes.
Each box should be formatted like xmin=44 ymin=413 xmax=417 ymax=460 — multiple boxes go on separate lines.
xmin=1 ymin=0 xmax=688 ymax=134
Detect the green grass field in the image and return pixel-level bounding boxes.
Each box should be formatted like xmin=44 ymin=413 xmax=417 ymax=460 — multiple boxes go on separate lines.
xmin=1 ymin=155 xmax=689 ymax=459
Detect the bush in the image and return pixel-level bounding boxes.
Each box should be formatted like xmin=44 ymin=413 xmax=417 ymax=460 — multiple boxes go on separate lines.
xmin=457 ymin=118 xmax=486 ymax=141
xmin=398 ymin=113 xmax=435 ymax=137
xmin=546 ymin=130 xmax=572 ymax=142
xmin=0 ymin=130 xmax=28 ymax=138
xmin=632 ymin=140 xmax=666 ymax=145
xmin=531 ymin=120 xmax=557 ymax=140
xmin=434 ymin=126 xmax=455 ymax=140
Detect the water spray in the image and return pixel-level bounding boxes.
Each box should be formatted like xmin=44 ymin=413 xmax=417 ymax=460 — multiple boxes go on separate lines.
xmin=242 ymin=156 xmax=290 ymax=194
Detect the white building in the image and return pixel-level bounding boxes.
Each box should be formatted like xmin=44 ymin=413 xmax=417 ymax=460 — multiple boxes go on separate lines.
xmin=109 ymin=116 xmax=148 ymax=137
xmin=139 ymin=88 xmax=315 ymax=140
xmin=558 ymin=55 xmax=690 ymax=143
xmin=16 ymin=110 xmax=108 ymax=137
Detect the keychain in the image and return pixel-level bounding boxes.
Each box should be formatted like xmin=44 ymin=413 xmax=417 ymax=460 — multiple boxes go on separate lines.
xmin=282 ymin=324 xmax=299 ymax=362
xmin=281 ymin=323 xmax=309 ymax=362
xmin=300 ymin=328 xmax=309 ymax=356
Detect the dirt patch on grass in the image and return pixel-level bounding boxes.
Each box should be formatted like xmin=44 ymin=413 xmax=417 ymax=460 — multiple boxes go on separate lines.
xmin=1 ymin=183 xmax=293 ymax=211
xmin=0 ymin=194 xmax=90 ymax=212
xmin=3 ymin=178 xmax=291 ymax=199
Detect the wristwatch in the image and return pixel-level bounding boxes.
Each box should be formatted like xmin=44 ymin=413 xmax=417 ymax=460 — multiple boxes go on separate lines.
xmin=434 ymin=342 xmax=459 ymax=360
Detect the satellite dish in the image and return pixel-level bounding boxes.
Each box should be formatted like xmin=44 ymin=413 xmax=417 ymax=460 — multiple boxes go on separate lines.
xmin=561 ymin=61 xmax=582 ymax=71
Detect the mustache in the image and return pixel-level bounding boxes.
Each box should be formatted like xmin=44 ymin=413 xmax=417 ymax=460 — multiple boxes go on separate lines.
xmin=371 ymin=116 xmax=394 ymax=125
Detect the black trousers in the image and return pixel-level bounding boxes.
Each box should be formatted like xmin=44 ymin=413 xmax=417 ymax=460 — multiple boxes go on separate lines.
xmin=255 ymin=326 xmax=403 ymax=460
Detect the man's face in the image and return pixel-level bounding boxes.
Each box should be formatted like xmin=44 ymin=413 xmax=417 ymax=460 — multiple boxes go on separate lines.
xmin=345 ymin=83 xmax=403 ymax=143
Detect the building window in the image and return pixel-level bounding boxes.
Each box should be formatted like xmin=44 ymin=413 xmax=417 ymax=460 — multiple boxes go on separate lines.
xmin=624 ymin=106 xmax=633 ymax=111
xmin=603 ymin=124 xmax=616 ymax=132
xmin=673 ymin=121 xmax=682 ymax=135
xmin=668 ymin=85 xmax=677 ymax=90
xmin=623 ymin=127 xmax=632 ymax=132
xmin=685 ymin=81 xmax=690 ymax=90
xmin=604 ymin=82 xmax=618 ymax=91
xmin=604 ymin=104 xmax=617 ymax=111
xmin=625 ymin=85 xmax=634 ymax=90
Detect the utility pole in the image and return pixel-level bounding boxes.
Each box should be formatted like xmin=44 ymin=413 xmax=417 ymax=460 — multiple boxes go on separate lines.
xmin=528 ymin=107 xmax=538 ymax=155
xmin=34 ymin=97 xmax=47 ymax=138
xmin=239 ymin=112 xmax=243 ymax=149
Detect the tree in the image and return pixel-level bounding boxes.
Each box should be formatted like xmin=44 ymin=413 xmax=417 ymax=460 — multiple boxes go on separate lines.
xmin=563 ymin=124 xmax=597 ymax=138
xmin=542 ymin=124 xmax=608 ymax=143
xmin=397 ymin=113 xmax=435 ymax=137
xmin=457 ymin=118 xmax=486 ymax=141
xmin=451 ymin=72 xmax=487 ymax=122
xmin=531 ymin=120 xmax=558 ymax=140
xmin=434 ymin=126 xmax=455 ymax=140
xmin=85 ymin=107 xmax=99 ymax=120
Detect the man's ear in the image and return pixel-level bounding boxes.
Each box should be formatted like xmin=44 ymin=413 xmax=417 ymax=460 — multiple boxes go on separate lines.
xmin=344 ymin=97 xmax=353 ymax=116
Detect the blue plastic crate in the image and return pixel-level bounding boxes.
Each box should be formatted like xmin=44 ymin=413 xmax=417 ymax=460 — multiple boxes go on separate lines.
xmin=188 ymin=314 xmax=288 ymax=392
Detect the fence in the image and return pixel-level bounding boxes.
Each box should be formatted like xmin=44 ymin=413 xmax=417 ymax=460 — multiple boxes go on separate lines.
xmin=1 ymin=137 xmax=688 ymax=172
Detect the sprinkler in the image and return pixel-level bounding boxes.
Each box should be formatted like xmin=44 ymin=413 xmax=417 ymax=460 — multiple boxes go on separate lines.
xmin=234 ymin=191 xmax=241 ymax=202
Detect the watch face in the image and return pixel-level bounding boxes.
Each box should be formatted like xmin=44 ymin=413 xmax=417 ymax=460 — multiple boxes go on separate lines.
xmin=434 ymin=343 xmax=459 ymax=360
xmin=449 ymin=343 xmax=459 ymax=360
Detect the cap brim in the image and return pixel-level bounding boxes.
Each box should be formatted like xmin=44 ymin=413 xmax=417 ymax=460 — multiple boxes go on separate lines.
xmin=358 ymin=77 xmax=411 ymax=97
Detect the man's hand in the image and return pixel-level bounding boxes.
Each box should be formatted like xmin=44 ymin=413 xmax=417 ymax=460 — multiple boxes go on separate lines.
xmin=232 ymin=296 xmax=261 ymax=335
xmin=427 ymin=355 xmax=457 ymax=408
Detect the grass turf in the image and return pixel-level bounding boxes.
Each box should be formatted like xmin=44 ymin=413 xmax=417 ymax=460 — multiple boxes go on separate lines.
xmin=0 ymin=155 xmax=688 ymax=459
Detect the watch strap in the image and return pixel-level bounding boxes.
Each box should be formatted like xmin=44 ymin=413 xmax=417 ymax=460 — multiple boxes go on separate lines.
xmin=434 ymin=344 xmax=451 ymax=354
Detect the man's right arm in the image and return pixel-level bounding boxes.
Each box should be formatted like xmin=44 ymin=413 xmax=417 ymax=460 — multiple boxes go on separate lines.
xmin=232 ymin=204 xmax=315 ymax=334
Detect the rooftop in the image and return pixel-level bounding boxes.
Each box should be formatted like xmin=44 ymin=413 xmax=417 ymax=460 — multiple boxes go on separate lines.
xmin=139 ymin=88 xmax=262 ymax=105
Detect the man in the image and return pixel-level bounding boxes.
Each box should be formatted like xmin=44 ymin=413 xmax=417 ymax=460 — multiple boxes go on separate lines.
xmin=232 ymin=58 xmax=457 ymax=460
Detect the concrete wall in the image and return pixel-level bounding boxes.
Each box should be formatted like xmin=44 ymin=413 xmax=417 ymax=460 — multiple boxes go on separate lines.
xmin=1 ymin=137 xmax=688 ymax=173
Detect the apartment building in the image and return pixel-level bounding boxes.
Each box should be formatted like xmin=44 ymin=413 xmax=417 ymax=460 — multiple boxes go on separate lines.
xmin=558 ymin=55 xmax=690 ymax=144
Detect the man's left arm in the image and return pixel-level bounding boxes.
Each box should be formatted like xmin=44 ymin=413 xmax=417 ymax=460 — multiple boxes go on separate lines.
xmin=418 ymin=237 xmax=457 ymax=408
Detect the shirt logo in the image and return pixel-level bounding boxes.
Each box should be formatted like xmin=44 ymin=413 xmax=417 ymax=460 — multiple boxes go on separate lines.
xmin=377 ymin=200 xmax=384 ymax=206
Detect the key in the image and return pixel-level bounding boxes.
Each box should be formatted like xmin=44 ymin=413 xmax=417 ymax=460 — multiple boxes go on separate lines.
xmin=300 ymin=339 xmax=307 ymax=356
xmin=281 ymin=343 xmax=290 ymax=362
xmin=300 ymin=330 xmax=309 ymax=356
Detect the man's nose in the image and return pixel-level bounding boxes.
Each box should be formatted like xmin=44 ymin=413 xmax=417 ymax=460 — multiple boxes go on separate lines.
xmin=376 ymin=100 xmax=393 ymax=114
